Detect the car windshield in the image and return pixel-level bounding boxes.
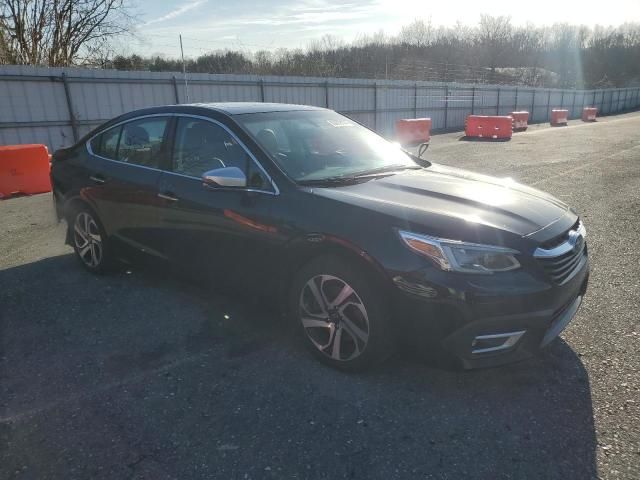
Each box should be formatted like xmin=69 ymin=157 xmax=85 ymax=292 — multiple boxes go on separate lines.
xmin=235 ymin=110 xmax=417 ymax=182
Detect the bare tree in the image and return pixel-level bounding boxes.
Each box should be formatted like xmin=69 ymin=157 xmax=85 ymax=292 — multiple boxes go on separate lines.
xmin=88 ymin=14 xmax=639 ymax=88
xmin=0 ymin=0 xmax=132 ymax=66
xmin=398 ymin=18 xmax=433 ymax=47
xmin=477 ymin=14 xmax=513 ymax=73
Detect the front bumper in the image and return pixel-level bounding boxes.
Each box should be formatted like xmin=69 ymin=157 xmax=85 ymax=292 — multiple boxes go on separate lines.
xmin=391 ymin=253 xmax=589 ymax=369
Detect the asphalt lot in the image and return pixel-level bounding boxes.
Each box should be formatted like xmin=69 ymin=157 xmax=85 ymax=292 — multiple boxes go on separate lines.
xmin=1 ymin=112 xmax=639 ymax=479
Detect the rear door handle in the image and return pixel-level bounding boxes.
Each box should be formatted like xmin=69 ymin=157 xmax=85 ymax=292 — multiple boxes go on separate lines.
xmin=89 ymin=174 xmax=106 ymax=185
xmin=157 ymin=192 xmax=179 ymax=202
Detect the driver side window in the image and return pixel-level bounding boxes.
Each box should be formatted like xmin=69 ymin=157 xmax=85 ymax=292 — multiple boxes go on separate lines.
xmin=172 ymin=118 xmax=251 ymax=179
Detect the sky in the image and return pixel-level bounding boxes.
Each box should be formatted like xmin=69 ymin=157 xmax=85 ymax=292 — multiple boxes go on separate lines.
xmin=129 ymin=0 xmax=640 ymax=57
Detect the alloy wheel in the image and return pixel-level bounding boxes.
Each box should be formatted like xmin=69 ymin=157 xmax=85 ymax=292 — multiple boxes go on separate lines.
xmin=299 ymin=274 xmax=370 ymax=361
xmin=73 ymin=211 xmax=103 ymax=268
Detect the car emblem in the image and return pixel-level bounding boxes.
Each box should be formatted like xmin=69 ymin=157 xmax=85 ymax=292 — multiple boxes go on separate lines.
xmin=568 ymin=229 xmax=584 ymax=253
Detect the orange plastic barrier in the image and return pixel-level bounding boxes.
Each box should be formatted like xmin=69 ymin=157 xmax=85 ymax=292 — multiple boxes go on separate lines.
xmin=550 ymin=109 xmax=569 ymax=126
xmin=0 ymin=144 xmax=51 ymax=199
xmin=582 ymin=107 xmax=597 ymax=122
xmin=510 ymin=111 xmax=530 ymax=130
xmin=396 ymin=118 xmax=432 ymax=146
xmin=464 ymin=115 xmax=513 ymax=139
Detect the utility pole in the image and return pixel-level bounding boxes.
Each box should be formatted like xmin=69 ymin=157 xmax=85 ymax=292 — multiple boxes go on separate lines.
xmin=180 ymin=34 xmax=189 ymax=103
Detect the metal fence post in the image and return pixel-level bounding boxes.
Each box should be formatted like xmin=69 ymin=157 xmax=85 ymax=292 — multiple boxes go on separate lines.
xmin=610 ymin=90 xmax=614 ymax=113
xmin=620 ymin=89 xmax=624 ymax=111
xmin=547 ymin=89 xmax=552 ymax=121
xmin=259 ymin=79 xmax=265 ymax=102
xmin=172 ymin=76 xmax=180 ymax=104
xmin=496 ymin=87 xmax=500 ymax=115
xmin=471 ymin=86 xmax=476 ymax=115
xmin=414 ymin=82 xmax=418 ymax=118
xmin=373 ymin=82 xmax=378 ymax=131
xmin=599 ymin=90 xmax=603 ymax=112
xmin=444 ymin=84 xmax=449 ymax=129
xmin=514 ymin=87 xmax=518 ymax=111
xmin=571 ymin=90 xmax=576 ymax=117
xmin=324 ymin=80 xmax=329 ymax=108
xmin=560 ymin=90 xmax=564 ymax=109
xmin=61 ymin=73 xmax=79 ymax=142
xmin=619 ymin=89 xmax=623 ymax=111
xmin=531 ymin=88 xmax=536 ymax=122
xmin=627 ymin=88 xmax=631 ymax=110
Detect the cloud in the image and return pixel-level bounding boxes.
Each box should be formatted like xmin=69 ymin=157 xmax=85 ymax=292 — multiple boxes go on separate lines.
xmin=145 ymin=0 xmax=207 ymax=26
xmin=138 ymin=0 xmax=403 ymax=51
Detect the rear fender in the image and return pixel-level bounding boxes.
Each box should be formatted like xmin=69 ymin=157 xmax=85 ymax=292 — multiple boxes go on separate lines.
xmin=61 ymin=194 xmax=102 ymax=245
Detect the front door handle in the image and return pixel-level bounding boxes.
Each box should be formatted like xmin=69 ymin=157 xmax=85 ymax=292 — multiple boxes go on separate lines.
xmin=89 ymin=174 xmax=106 ymax=185
xmin=157 ymin=192 xmax=179 ymax=202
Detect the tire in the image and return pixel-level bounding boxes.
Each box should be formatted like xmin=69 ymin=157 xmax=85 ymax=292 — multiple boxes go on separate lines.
xmin=288 ymin=254 xmax=394 ymax=372
xmin=69 ymin=205 xmax=114 ymax=274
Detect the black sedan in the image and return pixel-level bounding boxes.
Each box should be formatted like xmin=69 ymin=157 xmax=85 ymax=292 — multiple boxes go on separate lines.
xmin=51 ymin=103 xmax=589 ymax=371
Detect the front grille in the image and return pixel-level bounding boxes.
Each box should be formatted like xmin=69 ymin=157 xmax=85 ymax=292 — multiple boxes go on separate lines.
xmin=538 ymin=245 xmax=586 ymax=284
xmin=535 ymin=221 xmax=587 ymax=285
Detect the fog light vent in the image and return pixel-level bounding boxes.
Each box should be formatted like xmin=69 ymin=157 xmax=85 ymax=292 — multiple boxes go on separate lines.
xmin=471 ymin=331 xmax=526 ymax=354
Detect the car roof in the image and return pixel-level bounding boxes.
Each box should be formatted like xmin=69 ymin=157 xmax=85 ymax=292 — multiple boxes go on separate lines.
xmin=184 ymin=102 xmax=326 ymax=115
xmin=80 ymin=102 xmax=329 ymax=147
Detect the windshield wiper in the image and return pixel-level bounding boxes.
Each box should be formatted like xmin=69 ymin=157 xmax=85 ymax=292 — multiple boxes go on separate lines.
xmin=297 ymin=175 xmax=361 ymax=186
xmin=400 ymin=148 xmax=431 ymax=166
xmin=297 ymin=164 xmax=424 ymax=187
xmin=351 ymin=164 xmax=422 ymax=178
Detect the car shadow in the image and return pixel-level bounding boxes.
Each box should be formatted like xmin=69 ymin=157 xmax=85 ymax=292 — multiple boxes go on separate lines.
xmin=1 ymin=254 xmax=597 ymax=480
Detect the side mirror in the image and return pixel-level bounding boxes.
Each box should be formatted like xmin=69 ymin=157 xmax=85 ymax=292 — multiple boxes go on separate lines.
xmin=202 ymin=167 xmax=247 ymax=188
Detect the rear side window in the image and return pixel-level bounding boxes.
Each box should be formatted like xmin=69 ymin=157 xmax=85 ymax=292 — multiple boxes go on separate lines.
xmin=90 ymin=126 xmax=121 ymax=159
xmin=117 ymin=117 xmax=170 ymax=168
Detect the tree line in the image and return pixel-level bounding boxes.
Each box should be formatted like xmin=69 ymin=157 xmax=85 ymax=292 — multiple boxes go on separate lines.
xmin=1 ymin=2 xmax=639 ymax=88
xmin=109 ymin=18 xmax=640 ymax=88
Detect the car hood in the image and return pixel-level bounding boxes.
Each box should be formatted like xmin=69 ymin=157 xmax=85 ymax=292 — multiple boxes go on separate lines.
xmin=310 ymin=164 xmax=570 ymax=238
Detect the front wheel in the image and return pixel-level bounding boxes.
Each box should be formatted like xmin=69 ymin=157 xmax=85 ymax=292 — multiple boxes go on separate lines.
xmin=289 ymin=255 xmax=394 ymax=371
xmin=70 ymin=206 xmax=113 ymax=273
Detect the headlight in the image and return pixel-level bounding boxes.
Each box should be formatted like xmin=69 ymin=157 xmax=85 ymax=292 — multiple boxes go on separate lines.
xmin=398 ymin=230 xmax=521 ymax=273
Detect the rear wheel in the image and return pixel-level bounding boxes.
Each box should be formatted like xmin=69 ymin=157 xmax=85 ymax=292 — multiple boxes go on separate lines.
xmin=289 ymin=255 xmax=394 ymax=371
xmin=70 ymin=206 xmax=113 ymax=273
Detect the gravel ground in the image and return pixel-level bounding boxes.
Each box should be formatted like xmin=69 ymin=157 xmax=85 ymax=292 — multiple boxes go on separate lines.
xmin=1 ymin=113 xmax=639 ymax=479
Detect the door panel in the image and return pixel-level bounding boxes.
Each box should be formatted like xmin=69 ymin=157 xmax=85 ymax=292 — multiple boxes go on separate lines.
xmin=85 ymin=157 xmax=165 ymax=256
xmin=157 ymin=173 xmax=280 ymax=288
xmin=156 ymin=115 xmax=283 ymax=289
xmin=84 ymin=116 xmax=172 ymax=257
